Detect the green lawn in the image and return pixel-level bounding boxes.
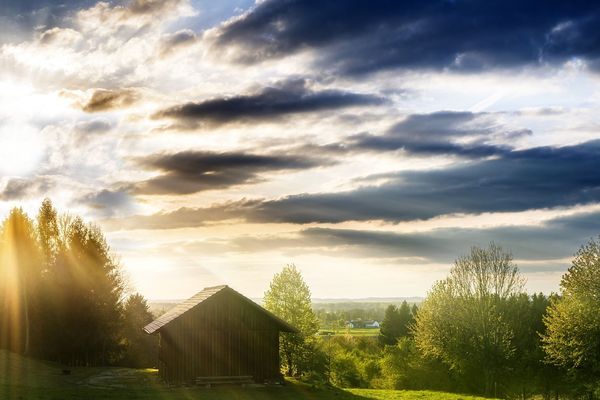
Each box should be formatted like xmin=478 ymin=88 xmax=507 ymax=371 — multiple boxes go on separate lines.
xmin=347 ymin=389 xmax=496 ymax=400
xmin=0 ymin=350 xmax=495 ymax=400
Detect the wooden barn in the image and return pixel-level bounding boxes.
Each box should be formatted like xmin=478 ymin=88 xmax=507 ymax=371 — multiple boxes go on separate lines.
xmin=143 ymin=285 xmax=298 ymax=384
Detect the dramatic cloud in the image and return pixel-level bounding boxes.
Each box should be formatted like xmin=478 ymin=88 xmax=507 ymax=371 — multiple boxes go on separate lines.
xmin=213 ymin=0 xmax=600 ymax=75
xmin=153 ymin=79 xmax=385 ymax=127
xmin=232 ymin=209 xmax=600 ymax=267
xmin=131 ymin=150 xmax=333 ymax=195
xmin=347 ymin=111 xmax=531 ymax=157
xmin=2 ymin=0 xmax=599 ymax=297
xmin=111 ymin=140 xmax=600 ymax=227
xmin=239 ymin=140 xmax=600 ymax=224
xmin=0 ymin=0 xmax=196 ymax=89
xmin=81 ymin=88 xmax=140 ymax=112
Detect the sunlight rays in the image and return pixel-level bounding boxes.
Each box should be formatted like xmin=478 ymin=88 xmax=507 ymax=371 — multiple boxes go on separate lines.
xmin=0 ymin=216 xmax=28 ymax=354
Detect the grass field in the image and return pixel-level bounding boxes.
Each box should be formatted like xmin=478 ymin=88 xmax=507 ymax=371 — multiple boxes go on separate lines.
xmin=0 ymin=350 xmax=495 ymax=400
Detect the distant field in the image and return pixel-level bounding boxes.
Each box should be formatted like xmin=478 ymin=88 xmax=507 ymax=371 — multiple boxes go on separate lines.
xmin=320 ymin=328 xmax=380 ymax=337
xmin=0 ymin=350 xmax=495 ymax=400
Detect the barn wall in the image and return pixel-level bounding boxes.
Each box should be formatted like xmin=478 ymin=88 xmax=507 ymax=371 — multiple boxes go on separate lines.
xmin=158 ymin=290 xmax=282 ymax=384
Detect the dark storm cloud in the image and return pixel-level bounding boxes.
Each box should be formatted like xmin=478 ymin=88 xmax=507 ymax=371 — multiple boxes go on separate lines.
xmin=213 ymin=0 xmax=600 ymax=75
xmin=131 ymin=150 xmax=333 ymax=195
xmin=111 ymin=139 xmax=600 ymax=227
xmin=241 ymin=140 xmax=600 ymax=224
xmin=82 ymin=88 xmax=140 ymax=112
xmin=230 ymin=208 xmax=600 ymax=269
xmin=153 ymin=79 xmax=385 ymax=126
xmin=347 ymin=111 xmax=530 ymax=157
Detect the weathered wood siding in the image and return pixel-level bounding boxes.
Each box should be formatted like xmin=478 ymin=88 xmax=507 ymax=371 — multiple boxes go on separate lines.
xmin=157 ymin=290 xmax=282 ymax=383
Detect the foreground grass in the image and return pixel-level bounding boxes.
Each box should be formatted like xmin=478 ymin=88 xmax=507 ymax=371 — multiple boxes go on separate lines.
xmin=347 ymin=389 xmax=496 ymax=400
xmin=0 ymin=350 xmax=495 ymax=400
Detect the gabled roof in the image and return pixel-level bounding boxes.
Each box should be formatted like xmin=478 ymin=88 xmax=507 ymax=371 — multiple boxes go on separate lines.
xmin=143 ymin=285 xmax=298 ymax=334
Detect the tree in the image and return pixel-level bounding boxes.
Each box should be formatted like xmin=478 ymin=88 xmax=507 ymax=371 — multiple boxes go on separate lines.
xmin=379 ymin=301 xmax=413 ymax=346
xmin=542 ymin=238 xmax=600 ymax=390
xmin=0 ymin=200 xmax=129 ymax=366
xmin=58 ymin=217 xmax=125 ymax=365
xmin=414 ymin=243 xmax=525 ymax=396
xmin=0 ymin=208 xmax=42 ymax=355
xmin=37 ymin=198 xmax=59 ymax=268
xmin=263 ymin=264 xmax=319 ymax=376
xmin=379 ymin=305 xmax=400 ymax=346
xmin=121 ymin=293 xmax=157 ymax=367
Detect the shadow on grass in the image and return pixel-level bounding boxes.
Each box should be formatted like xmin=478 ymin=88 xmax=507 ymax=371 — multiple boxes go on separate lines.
xmin=0 ymin=351 xmax=369 ymax=400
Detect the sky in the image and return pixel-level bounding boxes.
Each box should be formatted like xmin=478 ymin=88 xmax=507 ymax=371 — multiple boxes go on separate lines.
xmin=0 ymin=0 xmax=599 ymax=299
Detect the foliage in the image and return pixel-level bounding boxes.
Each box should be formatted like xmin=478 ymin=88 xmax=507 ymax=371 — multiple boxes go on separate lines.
xmin=542 ymin=237 xmax=600 ymax=392
xmin=264 ymin=264 xmax=320 ymax=376
xmin=0 ymin=208 xmax=42 ymax=355
xmin=379 ymin=337 xmax=448 ymax=391
xmin=121 ymin=294 xmax=158 ymax=368
xmin=379 ymin=302 xmax=415 ymax=346
xmin=414 ymin=243 xmax=525 ymax=396
xmin=0 ymin=199 xmax=151 ymax=367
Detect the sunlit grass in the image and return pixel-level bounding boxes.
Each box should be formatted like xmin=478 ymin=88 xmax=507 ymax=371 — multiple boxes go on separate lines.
xmin=347 ymin=389 xmax=498 ymax=400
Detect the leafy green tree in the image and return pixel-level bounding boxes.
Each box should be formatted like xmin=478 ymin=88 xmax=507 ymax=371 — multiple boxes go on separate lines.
xmin=414 ymin=243 xmax=525 ymax=396
xmin=543 ymin=238 xmax=600 ymax=390
xmin=503 ymin=293 xmax=566 ymax=399
xmin=121 ymin=293 xmax=157 ymax=367
xmin=264 ymin=264 xmax=319 ymax=376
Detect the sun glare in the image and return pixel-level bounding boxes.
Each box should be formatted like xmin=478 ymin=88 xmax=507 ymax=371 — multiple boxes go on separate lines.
xmin=0 ymin=123 xmax=44 ymax=176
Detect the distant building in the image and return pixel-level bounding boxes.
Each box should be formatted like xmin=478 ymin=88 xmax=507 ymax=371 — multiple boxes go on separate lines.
xmin=365 ymin=320 xmax=380 ymax=328
xmin=144 ymin=285 xmax=298 ymax=384
xmin=345 ymin=319 xmax=380 ymax=329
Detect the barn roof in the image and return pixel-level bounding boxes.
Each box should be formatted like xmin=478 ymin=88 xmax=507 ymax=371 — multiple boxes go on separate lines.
xmin=143 ymin=285 xmax=298 ymax=334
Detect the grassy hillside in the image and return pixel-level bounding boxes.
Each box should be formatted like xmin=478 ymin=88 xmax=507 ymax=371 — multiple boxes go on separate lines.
xmin=0 ymin=350 xmax=495 ymax=400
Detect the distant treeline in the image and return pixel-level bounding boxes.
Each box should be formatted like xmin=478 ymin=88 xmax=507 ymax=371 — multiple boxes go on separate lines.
xmin=314 ymin=301 xmax=420 ymax=329
xmin=0 ymin=199 xmax=156 ymax=367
